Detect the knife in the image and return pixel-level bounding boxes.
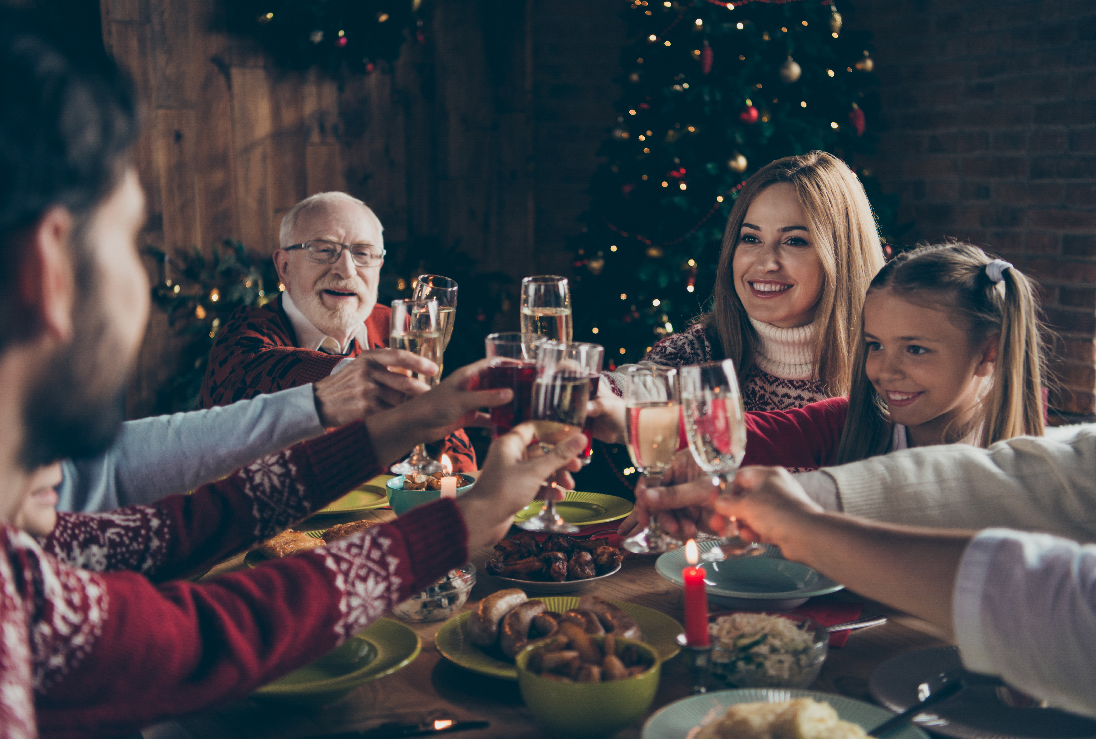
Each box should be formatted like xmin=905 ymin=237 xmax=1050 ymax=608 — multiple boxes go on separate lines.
xmin=311 ymin=719 xmax=490 ymax=739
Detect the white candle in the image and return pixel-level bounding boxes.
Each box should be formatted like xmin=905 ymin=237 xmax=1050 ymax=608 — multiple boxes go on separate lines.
xmin=440 ymin=476 xmax=457 ymax=498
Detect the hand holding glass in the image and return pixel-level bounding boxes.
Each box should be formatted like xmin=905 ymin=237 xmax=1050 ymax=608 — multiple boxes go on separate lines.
xmin=679 ymin=360 xmax=761 ymax=560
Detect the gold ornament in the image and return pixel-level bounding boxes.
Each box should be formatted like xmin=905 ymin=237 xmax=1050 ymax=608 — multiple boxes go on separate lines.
xmin=829 ymin=10 xmax=843 ymax=34
xmin=646 ymin=246 xmax=665 ymax=258
xmin=727 ymin=153 xmax=748 ymax=173
xmin=779 ymin=56 xmax=802 ymax=83
xmin=854 ymin=52 xmax=874 ymax=72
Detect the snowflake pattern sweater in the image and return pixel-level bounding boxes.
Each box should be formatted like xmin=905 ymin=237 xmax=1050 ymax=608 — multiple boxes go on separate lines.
xmin=2 ymin=422 xmax=465 ymax=739
xmin=198 ymin=297 xmax=476 ymax=471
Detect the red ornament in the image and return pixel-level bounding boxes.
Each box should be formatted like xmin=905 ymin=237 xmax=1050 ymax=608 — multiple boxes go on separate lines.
xmin=739 ymin=106 xmax=759 ymax=124
xmin=849 ymin=107 xmax=866 ymax=136
xmin=701 ymin=43 xmax=713 ymax=75
xmin=668 ymin=167 xmax=687 ymax=179
xmin=336 ymin=36 xmax=348 ymax=47
xmin=639 ymin=102 xmax=651 ymax=110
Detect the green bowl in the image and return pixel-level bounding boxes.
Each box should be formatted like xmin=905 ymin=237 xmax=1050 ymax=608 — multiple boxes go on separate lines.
xmin=386 ymin=473 xmax=476 ymax=516
xmin=516 ymin=636 xmax=661 ymax=738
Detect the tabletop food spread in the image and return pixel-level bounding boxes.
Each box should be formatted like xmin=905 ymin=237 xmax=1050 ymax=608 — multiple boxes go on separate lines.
xmin=179 ymin=475 xmax=1075 ymax=739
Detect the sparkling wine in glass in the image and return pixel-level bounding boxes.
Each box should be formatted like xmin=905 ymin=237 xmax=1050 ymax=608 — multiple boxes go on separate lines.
xmin=520 ymin=276 xmax=572 ymax=343
xmin=412 ymin=274 xmax=457 ymax=374
xmin=679 ymin=360 xmax=761 ymax=560
xmin=389 ymin=299 xmax=444 ymax=475
xmin=621 ymin=366 xmax=684 ymax=554
xmin=518 ymin=341 xmax=602 ymax=534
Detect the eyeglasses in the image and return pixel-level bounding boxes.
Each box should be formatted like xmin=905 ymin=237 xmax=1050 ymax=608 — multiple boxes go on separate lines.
xmin=284 ymin=239 xmax=386 ymax=267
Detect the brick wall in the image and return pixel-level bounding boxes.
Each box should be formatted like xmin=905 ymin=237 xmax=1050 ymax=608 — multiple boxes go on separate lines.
xmin=851 ymin=0 xmax=1096 ymax=419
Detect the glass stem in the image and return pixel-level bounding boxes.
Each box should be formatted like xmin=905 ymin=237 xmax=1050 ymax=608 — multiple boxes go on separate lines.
xmin=645 ymin=470 xmax=665 ymax=536
xmin=714 ymin=473 xmax=740 ymax=537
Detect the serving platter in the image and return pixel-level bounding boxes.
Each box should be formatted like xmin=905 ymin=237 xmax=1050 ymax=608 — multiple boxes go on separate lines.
xmin=513 ymin=491 xmax=633 ymax=527
xmin=656 ymin=540 xmax=842 ymax=609
xmin=434 ymin=596 xmax=682 ymax=680
xmin=870 ymin=646 xmax=1096 ymax=739
xmin=252 ymin=618 xmax=420 ymax=704
xmin=641 ymin=688 xmax=929 ymax=739
xmin=487 ymin=562 xmax=623 ymax=594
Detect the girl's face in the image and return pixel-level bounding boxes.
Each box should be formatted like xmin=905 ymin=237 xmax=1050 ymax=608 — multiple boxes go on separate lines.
xmin=863 ymin=290 xmax=996 ymax=447
xmin=732 ymin=182 xmax=826 ymax=329
xmin=14 ymin=462 xmax=62 ymax=538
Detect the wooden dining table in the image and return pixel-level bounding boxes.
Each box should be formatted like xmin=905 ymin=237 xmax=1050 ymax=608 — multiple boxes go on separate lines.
xmin=172 ymin=483 xmax=951 ymax=739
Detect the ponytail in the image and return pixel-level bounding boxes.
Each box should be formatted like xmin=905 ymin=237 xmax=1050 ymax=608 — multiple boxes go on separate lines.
xmin=834 ymin=242 xmax=1047 ymax=465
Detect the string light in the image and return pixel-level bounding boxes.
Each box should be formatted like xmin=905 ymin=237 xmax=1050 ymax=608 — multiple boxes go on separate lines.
xmin=610 ymin=245 xmax=618 ymax=251
xmin=830 ymin=121 xmax=839 ymax=128
xmin=687 ymin=285 xmax=695 ymax=292
xmin=695 ymin=18 xmax=703 ymax=25
xmin=688 ymin=259 xmax=696 ymax=266
xmin=629 ymin=109 xmax=637 ymax=115
xmin=801 ymin=101 xmax=807 ymax=107
xmin=716 ymin=195 xmax=723 ymax=202
xmin=679 ymin=182 xmax=687 ymax=190
xmin=592 ymin=327 xmax=599 ymax=334
xmin=209 ymin=288 xmax=220 ymax=302
xmin=736 ymin=21 xmax=744 ymax=29
xmin=661 ymin=181 xmax=669 ymax=187
xmin=619 ymin=348 xmax=627 ymax=355
xmin=827 ymin=69 xmax=835 ymax=77
xmin=652 ymin=298 xmax=661 ymax=306
xmin=623 ymin=467 xmax=636 ymax=475
xmin=620 ymin=293 xmax=628 ymax=300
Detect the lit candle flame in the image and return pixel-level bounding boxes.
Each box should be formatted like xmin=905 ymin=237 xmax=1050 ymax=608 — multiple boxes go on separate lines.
xmin=433 ymin=719 xmax=454 ymax=730
xmin=685 ymin=539 xmax=699 ymax=566
xmin=440 ymin=454 xmax=453 ymax=475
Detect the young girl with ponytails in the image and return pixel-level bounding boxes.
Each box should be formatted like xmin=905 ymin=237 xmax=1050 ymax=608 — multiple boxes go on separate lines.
xmin=739 ymin=241 xmax=1047 ymax=471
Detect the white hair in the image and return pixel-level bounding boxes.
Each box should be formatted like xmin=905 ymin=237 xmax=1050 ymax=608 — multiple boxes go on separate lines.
xmin=278 ymin=192 xmax=384 ymax=248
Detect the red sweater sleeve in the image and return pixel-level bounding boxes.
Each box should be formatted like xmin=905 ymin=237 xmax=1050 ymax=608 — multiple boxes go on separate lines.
xmin=30 ymin=496 xmax=467 ymax=739
xmin=40 ymin=423 xmax=378 ymax=582
xmin=741 ymin=397 xmax=849 ymax=471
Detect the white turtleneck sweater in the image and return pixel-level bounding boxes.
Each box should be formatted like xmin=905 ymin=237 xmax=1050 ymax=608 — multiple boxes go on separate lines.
xmin=604 ymin=320 xmax=829 ymax=412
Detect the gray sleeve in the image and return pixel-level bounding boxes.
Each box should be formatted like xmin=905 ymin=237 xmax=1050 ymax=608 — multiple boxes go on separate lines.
xmin=58 ymin=384 xmax=325 ymax=512
xmin=823 ymin=424 xmax=1096 ymax=541
xmin=953 ymin=529 xmax=1096 ymax=718
xmin=792 ymin=470 xmax=841 ymax=512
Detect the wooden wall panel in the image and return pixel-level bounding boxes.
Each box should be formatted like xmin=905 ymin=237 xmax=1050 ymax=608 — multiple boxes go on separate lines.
xmin=97 ymin=0 xmax=625 ymax=417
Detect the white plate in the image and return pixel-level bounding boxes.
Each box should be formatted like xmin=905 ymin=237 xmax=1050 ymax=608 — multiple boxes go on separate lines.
xmin=870 ymin=646 xmax=1096 ymax=739
xmin=487 ymin=562 xmax=622 ymax=594
xmin=655 ymin=540 xmax=843 ymax=610
xmin=642 ymin=688 xmax=929 ymax=738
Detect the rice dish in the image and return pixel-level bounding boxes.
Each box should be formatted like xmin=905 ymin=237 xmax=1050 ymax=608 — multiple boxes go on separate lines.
xmin=709 ymin=613 xmax=825 ymax=687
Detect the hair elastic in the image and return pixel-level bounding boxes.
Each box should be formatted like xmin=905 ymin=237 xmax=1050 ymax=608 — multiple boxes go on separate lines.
xmin=985 ymin=259 xmax=1013 ymax=284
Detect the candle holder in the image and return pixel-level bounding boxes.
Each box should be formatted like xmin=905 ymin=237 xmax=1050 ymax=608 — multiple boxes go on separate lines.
xmin=675 ymin=633 xmax=712 ymax=694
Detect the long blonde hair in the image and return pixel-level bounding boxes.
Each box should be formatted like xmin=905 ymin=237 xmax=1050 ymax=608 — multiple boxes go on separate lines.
xmin=834 ymin=242 xmax=1047 ymax=464
xmin=706 ymin=152 xmax=883 ymax=396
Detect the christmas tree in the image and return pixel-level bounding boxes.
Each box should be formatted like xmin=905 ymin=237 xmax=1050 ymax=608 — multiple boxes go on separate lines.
xmin=571 ymin=0 xmax=901 ymax=367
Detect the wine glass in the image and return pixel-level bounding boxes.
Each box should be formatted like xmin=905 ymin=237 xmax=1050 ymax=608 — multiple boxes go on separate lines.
xmin=412 ymin=274 xmax=458 ymax=375
xmin=518 ymin=341 xmax=602 ymax=533
xmin=479 ymin=332 xmax=539 ymax=439
xmin=679 ymin=360 xmax=762 ymax=561
xmin=389 ymin=299 xmax=444 ymax=475
xmin=521 ymin=276 xmax=572 ymax=343
xmin=621 ymin=365 xmax=685 ymax=554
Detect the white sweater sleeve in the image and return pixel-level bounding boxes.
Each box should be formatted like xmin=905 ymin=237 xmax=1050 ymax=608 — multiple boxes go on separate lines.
xmin=821 ymin=424 xmax=1096 ymax=541
xmin=953 ymin=529 xmax=1096 ymax=718
xmin=58 ymin=385 xmax=325 ymax=512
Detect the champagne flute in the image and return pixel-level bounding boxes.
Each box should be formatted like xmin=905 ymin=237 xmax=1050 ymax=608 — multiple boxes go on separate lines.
xmin=621 ymin=366 xmax=684 ymax=554
xmin=518 ymin=341 xmax=602 ymax=533
xmin=412 ymin=274 xmax=458 ymax=374
xmin=521 ymin=276 xmax=572 ymax=343
xmin=389 ymin=299 xmax=444 ymax=475
xmin=679 ymin=360 xmax=762 ymax=561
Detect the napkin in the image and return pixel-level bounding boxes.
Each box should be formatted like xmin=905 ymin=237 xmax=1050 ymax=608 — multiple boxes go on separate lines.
xmin=790 ymin=600 xmax=864 ymax=648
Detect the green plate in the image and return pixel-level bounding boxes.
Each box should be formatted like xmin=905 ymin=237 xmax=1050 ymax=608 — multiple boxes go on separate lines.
xmin=434 ymin=596 xmax=682 ymax=680
xmin=253 ymin=618 xmax=420 ymax=704
xmin=642 ymin=689 xmax=929 ymax=739
xmin=315 ymin=476 xmax=392 ymax=515
xmin=513 ymin=491 xmax=633 ymax=527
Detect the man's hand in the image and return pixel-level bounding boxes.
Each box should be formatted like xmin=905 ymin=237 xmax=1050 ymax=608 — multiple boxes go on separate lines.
xmin=314 ymin=349 xmax=437 ymax=428
xmin=363 ymin=359 xmax=510 ymax=466
xmin=586 ymin=378 xmax=626 ymax=444
xmin=713 ymin=466 xmax=824 ymax=560
xmin=616 ymin=449 xmax=711 ymax=538
xmin=457 ymin=424 xmax=587 ymax=550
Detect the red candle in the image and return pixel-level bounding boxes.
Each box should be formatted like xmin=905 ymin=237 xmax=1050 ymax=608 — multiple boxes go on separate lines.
xmin=682 ymin=539 xmax=710 ymax=646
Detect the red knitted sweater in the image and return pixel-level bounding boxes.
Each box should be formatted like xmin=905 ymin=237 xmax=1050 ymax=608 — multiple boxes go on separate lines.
xmin=13 ymin=423 xmax=466 ymax=739
xmin=199 ymin=297 xmax=476 ymax=471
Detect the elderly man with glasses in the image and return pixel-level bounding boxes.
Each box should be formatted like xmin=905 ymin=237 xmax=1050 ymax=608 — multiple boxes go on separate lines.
xmin=200 ymin=192 xmax=476 ymax=470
